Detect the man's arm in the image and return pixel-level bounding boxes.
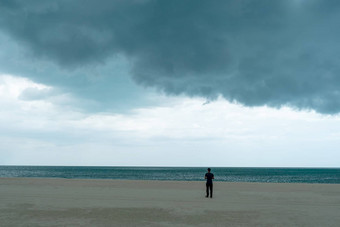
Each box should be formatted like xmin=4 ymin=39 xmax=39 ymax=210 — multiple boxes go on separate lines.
xmin=205 ymin=173 xmax=207 ymax=179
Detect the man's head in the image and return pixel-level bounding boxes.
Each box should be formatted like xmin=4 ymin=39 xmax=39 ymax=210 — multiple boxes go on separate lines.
xmin=207 ymin=168 xmax=211 ymax=172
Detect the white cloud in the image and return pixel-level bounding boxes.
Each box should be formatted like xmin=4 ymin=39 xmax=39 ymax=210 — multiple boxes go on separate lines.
xmin=1 ymin=74 xmax=340 ymax=167
xmin=0 ymin=74 xmax=50 ymax=98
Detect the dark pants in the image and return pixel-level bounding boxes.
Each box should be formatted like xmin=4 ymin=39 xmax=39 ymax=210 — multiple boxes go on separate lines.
xmin=206 ymin=183 xmax=213 ymax=197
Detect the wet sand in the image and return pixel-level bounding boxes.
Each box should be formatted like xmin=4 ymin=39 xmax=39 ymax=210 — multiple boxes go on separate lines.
xmin=1 ymin=178 xmax=339 ymax=226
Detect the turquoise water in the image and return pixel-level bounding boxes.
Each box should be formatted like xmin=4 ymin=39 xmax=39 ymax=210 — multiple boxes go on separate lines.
xmin=0 ymin=166 xmax=339 ymax=184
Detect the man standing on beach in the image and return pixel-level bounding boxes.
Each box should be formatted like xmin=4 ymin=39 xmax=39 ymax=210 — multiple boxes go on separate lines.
xmin=205 ymin=168 xmax=214 ymax=198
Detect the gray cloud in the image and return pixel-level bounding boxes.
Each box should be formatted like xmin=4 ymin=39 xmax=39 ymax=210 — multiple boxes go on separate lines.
xmin=1 ymin=0 xmax=340 ymax=113
xmin=19 ymin=87 xmax=56 ymax=101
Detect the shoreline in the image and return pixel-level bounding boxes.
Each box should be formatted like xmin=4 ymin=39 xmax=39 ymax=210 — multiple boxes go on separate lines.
xmin=1 ymin=176 xmax=340 ymax=185
xmin=1 ymin=178 xmax=340 ymax=226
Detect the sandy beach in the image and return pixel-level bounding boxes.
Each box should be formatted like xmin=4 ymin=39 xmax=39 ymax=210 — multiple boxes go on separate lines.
xmin=0 ymin=178 xmax=339 ymax=226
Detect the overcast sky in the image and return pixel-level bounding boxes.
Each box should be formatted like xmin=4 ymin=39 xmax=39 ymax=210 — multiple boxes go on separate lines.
xmin=1 ymin=0 xmax=340 ymax=167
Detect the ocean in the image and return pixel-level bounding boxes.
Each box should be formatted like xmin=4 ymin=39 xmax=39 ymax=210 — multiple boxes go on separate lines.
xmin=0 ymin=166 xmax=339 ymax=184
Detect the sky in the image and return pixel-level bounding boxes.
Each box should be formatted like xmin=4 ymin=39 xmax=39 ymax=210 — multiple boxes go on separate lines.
xmin=1 ymin=0 xmax=340 ymax=167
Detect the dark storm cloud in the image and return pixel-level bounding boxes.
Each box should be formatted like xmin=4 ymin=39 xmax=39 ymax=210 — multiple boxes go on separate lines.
xmin=1 ymin=0 xmax=340 ymax=113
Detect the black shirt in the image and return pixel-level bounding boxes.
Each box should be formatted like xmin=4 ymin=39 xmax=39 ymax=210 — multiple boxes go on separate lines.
xmin=205 ymin=172 xmax=214 ymax=184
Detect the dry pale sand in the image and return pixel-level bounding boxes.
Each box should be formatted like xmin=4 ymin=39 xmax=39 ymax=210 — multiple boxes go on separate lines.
xmin=0 ymin=178 xmax=339 ymax=227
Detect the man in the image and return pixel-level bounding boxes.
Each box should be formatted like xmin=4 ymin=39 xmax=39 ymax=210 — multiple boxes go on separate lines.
xmin=205 ymin=168 xmax=214 ymax=198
